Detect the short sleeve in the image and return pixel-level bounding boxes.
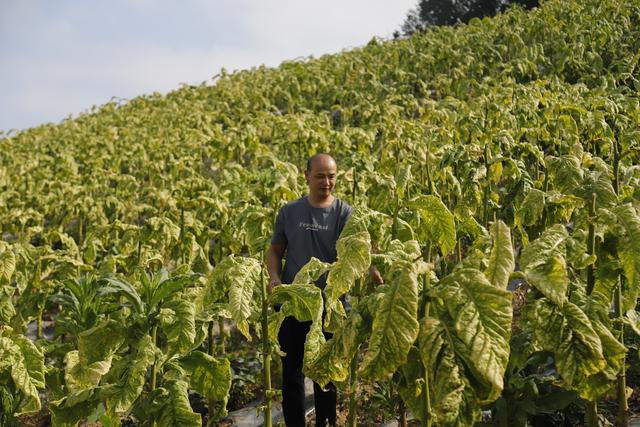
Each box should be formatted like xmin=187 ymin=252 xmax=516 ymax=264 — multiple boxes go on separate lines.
xmin=271 ymin=207 xmax=287 ymax=245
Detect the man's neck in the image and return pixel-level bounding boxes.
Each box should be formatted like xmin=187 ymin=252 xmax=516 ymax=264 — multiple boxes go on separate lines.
xmin=307 ymin=194 xmax=335 ymax=208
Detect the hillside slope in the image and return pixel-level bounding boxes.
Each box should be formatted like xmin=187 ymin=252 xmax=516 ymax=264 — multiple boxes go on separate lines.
xmin=1 ymin=0 xmax=640 ymax=425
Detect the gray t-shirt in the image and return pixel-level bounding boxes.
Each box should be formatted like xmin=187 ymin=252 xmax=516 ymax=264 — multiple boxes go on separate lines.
xmin=271 ymin=196 xmax=352 ymax=288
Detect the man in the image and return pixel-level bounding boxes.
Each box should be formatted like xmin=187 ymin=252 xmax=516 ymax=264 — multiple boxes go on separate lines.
xmin=267 ymin=153 xmax=382 ymax=426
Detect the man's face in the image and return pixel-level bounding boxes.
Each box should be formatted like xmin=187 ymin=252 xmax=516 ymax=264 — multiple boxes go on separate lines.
xmin=305 ymin=156 xmax=337 ymax=198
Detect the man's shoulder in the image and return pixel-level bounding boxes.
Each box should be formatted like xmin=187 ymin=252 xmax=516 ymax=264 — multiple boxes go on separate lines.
xmin=335 ymin=198 xmax=353 ymax=216
xmin=280 ymin=196 xmax=307 ymax=212
xmin=279 ymin=196 xmax=352 ymax=215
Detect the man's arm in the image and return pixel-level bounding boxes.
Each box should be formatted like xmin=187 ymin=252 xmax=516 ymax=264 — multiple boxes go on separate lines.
xmin=266 ymin=241 xmax=286 ymax=294
xmin=369 ymin=265 xmax=384 ymax=285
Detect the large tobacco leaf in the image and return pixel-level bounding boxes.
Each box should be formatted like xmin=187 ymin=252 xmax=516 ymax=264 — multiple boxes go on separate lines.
xmin=179 ymin=351 xmax=232 ymax=402
xmin=64 ymin=350 xmax=112 ymax=393
xmin=269 ymin=283 xmax=324 ymax=368
xmin=524 ymin=298 xmax=613 ymax=398
xmin=430 ymin=268 xmax=512 ymax=402
xmin=155 ymin=380 xmax=201 ymax=427
xmin=484 ymin=220 xmax=515 ymax=289
xmin=0 ymin=244 xmax=16 ymax=283
xmin=613 ymin=204 xmax=640 ymax=312
xmin=102 ymin=334 xmax=156 ymax=412
xmin=418 ymin=317 xmax=479 ymax=426
xmin=159 ymin=299 xmax=196 ymax=354
xmin=409 ymin=195 xmax=457 ymax=256
xmin=213 ymin=256 xmax=261 ymax=339
xmin=324 ymin=230 xmax=371 ymax=304
xmin=305 ymin=302 xmax=370 ymax=387
xmin=520 ymin=224 xmax=569 ymax=307
xmin=359 ymin=259 xmax=420 ymax=380
xmin=0 ymin=333 xmax=45 ymax=414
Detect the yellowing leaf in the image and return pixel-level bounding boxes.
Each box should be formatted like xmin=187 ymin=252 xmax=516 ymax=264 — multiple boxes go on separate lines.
xmin=409 ymin=195 xmax=456 ymax=255
xmin=431 ymin=268 xmax=512 ymax=401
xmin=359 ymin=260 xmax=419 ymax=380
xmin=484 ymin=220 xmax=514 ymax=289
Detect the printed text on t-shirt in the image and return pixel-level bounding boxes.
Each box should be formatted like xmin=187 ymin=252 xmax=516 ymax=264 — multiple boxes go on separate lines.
xmin=298 ymin=221 xmax=329 ymax=231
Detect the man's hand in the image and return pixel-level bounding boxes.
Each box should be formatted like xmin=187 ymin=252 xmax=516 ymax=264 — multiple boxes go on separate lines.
xmin=266 ymin=242 xmax=286 ymax=295
xmin=369 ymin=265 xmax=384 ymax=285
xmin=268 ymin=278 xmax=281 ymax=294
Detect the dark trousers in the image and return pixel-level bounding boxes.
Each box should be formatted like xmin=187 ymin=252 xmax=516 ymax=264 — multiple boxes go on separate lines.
xmin=278 ymin=315 xmax=336 ymax=427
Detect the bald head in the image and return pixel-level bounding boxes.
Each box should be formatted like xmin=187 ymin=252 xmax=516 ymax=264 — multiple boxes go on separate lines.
xmin=306 ymin=153 xmax=336 ymax=173
xmin=304 ymin=153 xmax=337 ymax=203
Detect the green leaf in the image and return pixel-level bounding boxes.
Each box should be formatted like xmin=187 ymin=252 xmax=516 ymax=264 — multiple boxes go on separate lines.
xmin=156 ymin=380 xmax=201 ymax=427
xmin=77 ymin=320 xmax=125 ymax=365
xmin=408 ymin=195 xmax=456 ymax=255
xmin=418 ymin=317 xmax=479 ymax=425
xmin=270 ymin=284 xmax=324 ymax=369
xmin=0 ymin=247 xmax=15 ymax=283
xmin=359 ymin=260 xmax=419 ymax=380
xmin=525 ymin=299 xmax=605 ymax=397
xmin=546 ymin=155 xmax=583 ymax=195
xmin=180 ymin=351 xmax=232 ymax=402
xmin=64 ymin=350 xmax=112 ymax=392
xmin=325 ymin=230 xmax=371 ymax=304
xmin=100 ymin=277 xmax=144 ymax=315
xmin=49 ymin=388 xmax=101 ymax=427
xmin=521 ymin=224 xmax=569 ymax=307
xmin=517 ymin=188 xmax=545 ymax=227
xmin=159 ymin=299 xmax=196 ymax=354
xmin=578 ymin=320 xmax=626 ymax=400
xmin=292 ymin=257 xmax=332 ymax=285
xmin=203 ymin=257 xmax=237 ymax=305
xmin=305 ymin=306 xmax=368 ymax=388
xmin=395 ymin=164 xmax=412 ymax=200
xmin=625 ymin=310 xmax=640 ymax=337
xmin=102 ymin=334 xmax=155 ymax=413
xmin=566 ymin=233 xmax=597 ymax=270
xmin=431 ymin=268 xmax=512 ymax=401
xmin=575 ymin=170 xmax=618 ymax=208
xmin=0 ymin=335 xmax=44 ymax=414
xmin=396 ymin=349 xmax=424 ymax=423
xmin=484 ymin=220 xmax=515 ymax=289
xmin=613 ymin=204 xmax=640 ymax=312
xmin=224 ymin=256 xmax=261 ymax=339
xmin=0 ymin=285 xmax=16 ymax=323
xmin=151 ymin=272 xmax=201 ymax=308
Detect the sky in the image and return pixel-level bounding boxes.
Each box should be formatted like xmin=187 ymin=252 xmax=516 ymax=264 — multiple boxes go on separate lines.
xmin=0 ymin=0 xmax=417 ymax=132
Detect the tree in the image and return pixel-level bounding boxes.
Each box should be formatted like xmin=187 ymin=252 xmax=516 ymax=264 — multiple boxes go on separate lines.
xmin=398 ymin=0 xmax=539 ymax=36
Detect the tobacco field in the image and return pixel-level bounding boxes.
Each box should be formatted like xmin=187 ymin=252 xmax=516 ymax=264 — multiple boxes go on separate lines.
xmin=1 ymin=0 xmax=640 ymax=425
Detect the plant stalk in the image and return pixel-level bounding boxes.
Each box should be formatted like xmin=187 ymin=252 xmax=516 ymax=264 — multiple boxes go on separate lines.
xmin=421 ymin=246 xmax=433 ymax=427
xmin=347 ymin=277 xmax=362 ymax=427
xmin=151 ymin=325 xmax=158 ymax=391
xmin=218 ymin=318 xmax=226 ymax=354
xmin=347 ymin=351 xmax=359 ymax=427
xmin=425 ymin=141 xmax=434 ymax=195
xmin=612 ymin=139 xmax=628 ymax=427
xmin=586 ymin=400 xmax=598 ymax=427
xmin=482 ymin=144 xmax=491 ymax=227
xmin=260 ymin=267 xmax=272 ymax=427
xmin=391 ymin=193 xmax=400 ymax=240
xmin=399 ymin=399 xmax=407 ymax=427
xmin=586 ymin=193 xmax=596 ymax=296
xmin=37 ymin=306 xmax=43 ymax=339
xmin=208 ymin=320 xmax=216 ymax=422
xmin=615 ymin=279 xmax=629 ymax=427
